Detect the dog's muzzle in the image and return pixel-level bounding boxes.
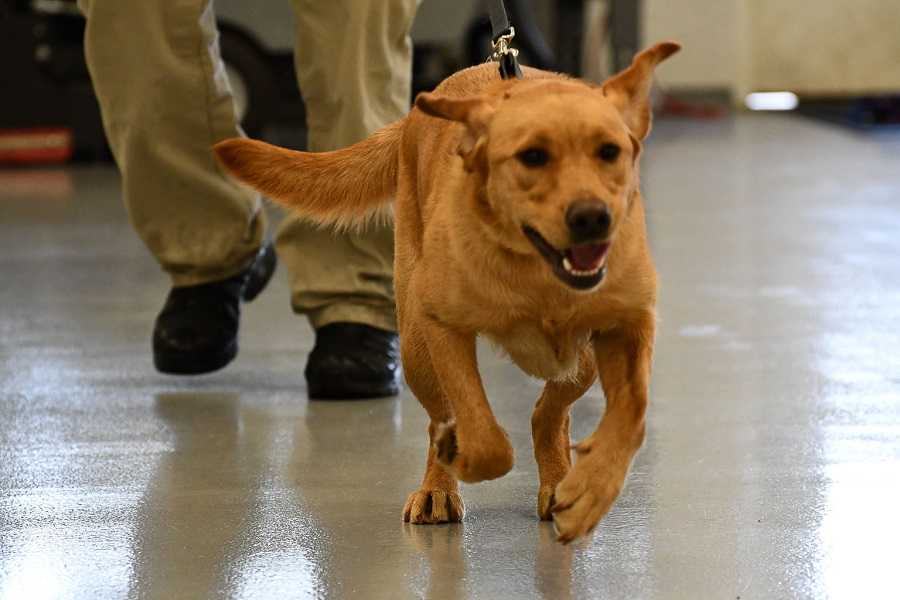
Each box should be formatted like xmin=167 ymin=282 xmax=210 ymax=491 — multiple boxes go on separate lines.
xmin=522 ymin=226 xmax=610 ymax=291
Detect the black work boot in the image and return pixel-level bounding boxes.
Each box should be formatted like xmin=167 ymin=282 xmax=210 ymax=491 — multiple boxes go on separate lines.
xmin=305 ymin=323 xmax=401 ymax=399
xmin=152 ymin=243 xmax=277 ymax=375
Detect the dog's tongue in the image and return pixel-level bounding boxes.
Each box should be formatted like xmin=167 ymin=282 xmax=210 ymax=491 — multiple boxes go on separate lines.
xmin=567 ymin=243 xmax=609 ymax=271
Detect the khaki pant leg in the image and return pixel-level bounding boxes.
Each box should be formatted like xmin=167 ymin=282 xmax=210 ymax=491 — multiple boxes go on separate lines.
xmin=79 ymin=0 xmax=266 ymax=287
xmin=276 ymin=0 xmax=419 ymax=332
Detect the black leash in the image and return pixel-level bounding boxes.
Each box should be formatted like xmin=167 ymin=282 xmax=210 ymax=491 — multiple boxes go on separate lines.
xmin=488 ymin=0 xmax=523 ymax=80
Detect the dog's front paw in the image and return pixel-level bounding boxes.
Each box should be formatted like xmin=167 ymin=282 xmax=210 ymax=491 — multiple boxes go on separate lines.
xmin=403 ymin=489 xmax=465 ymax=524
xmin=550 ymin=443 xmax=628 ymax=543
xmin=433 ymin=420 xmax=514 ymax=483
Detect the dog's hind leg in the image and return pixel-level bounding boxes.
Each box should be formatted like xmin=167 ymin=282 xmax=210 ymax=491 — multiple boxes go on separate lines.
xmin=401 ymin=320 xmax=464 ymax=524
xmin=531 ymin=348 xmax=597 ymax=520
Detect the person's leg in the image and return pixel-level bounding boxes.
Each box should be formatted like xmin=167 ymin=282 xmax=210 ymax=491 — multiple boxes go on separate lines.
xmin=281 ymin=0 xmax=419 ymax=331
xmin=79 ymin=0 xmax=276 ymax=374
xmin=282 ymin=0 xmax=419 ymax=398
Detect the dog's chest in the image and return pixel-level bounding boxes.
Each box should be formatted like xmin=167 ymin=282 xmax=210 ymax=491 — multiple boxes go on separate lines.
xmin=487 ymin=319 xmax=591 ymax=381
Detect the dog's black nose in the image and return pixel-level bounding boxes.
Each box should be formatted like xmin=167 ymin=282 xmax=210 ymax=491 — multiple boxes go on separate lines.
xmin=566 ymin=200 xmax=611 ymax=242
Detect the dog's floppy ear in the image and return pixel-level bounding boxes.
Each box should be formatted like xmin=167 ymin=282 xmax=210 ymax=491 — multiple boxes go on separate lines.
xmin=415 ymin=92 xmax=497 ymax=172
xmin=602 ymin=41 xmax=680 ymax=140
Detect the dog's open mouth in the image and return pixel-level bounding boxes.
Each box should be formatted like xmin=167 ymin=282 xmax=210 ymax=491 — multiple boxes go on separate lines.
xmin=522 ymin=226 xmax=610 ymax=291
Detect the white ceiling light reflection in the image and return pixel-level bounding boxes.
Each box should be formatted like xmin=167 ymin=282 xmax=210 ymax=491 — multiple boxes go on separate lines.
xmin=232 ymin=549 xmax=323 ymax=599
xmin=811 ymin=233 xmax=900 ymax=597
xmin=0 ymin=515 xmax=135 ymax=600
xmin=819 ymin=461 xmax=900 ymax=598
xmin=0 ymin=539 xmax=65 ymax=600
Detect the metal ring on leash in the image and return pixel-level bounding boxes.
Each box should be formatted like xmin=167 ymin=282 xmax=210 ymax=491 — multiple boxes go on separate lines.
xmin=488 ymin=0 xmax=524 ymax=80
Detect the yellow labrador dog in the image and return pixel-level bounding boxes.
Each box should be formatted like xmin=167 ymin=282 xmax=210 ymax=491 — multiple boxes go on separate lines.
xmin=215 ymin=41 xmax=679 ymax=543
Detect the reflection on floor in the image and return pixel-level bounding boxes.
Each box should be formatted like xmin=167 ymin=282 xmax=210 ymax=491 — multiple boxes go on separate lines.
xmin=1 ymin=114 xmax=899 ymax=599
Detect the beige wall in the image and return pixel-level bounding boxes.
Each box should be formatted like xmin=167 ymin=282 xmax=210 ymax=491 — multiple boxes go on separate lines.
xmin=413 ymin=0 xmax=900 ymax=97
xmin=643 ymin=0 xmax=743 ymax=90
xmin=748 ymin=0 xmax=900 ymax=95
xmin=643 ymin=0 xmax=900 ymax=97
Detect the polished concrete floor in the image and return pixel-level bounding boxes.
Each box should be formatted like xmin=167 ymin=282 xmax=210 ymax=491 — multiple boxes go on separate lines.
xmin=1 ymin=114 xmax=899 ymax=600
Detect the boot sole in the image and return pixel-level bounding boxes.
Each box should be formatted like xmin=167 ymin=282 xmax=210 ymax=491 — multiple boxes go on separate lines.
xmin=307 ymin=378 xmax=400 ymax=400
xmin=154 ymin=340 xmax=238 ymax=375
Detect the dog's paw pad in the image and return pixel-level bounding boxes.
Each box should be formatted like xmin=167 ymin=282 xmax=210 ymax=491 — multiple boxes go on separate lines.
xmin=403 ymin=489 xmax=465 ymax=524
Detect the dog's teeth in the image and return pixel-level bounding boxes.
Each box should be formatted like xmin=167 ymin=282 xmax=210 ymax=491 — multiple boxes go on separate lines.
xmin=569 ymin=264 xmax=601 ymax=276
xmin=563 ymin=255 xmax=605 ymax=277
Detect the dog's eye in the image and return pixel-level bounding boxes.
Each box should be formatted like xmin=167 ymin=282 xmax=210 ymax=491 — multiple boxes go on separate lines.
xmin=517 ymin=147 xmax=550 ymax=168
xmin=597 ymin=143 xmax=621 ymax=162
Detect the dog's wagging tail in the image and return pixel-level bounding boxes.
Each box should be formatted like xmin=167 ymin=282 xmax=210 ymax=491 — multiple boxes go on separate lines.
xmin=214 ymin=120 xmax=402 ymax=229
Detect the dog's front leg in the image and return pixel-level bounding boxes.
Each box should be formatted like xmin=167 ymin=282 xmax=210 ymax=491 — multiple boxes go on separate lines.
xmin=402 ymin=318 xmax=464 ymax=524
xmin=421 ymin=315 xmax=514 ymax=483
xmin=550 ymin=316 xmax=654 ymax=543
xmin=531 ymin=348 xmax=597 ymax=520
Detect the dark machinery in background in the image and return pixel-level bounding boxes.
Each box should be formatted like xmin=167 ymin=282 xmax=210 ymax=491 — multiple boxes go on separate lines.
xmin=2 ymin=0 xmax=110 ymax=161
xmin=1 ymin=0 xmax=310 ymax=160
xmin=2 ymin=0 xmax=645 ymax=162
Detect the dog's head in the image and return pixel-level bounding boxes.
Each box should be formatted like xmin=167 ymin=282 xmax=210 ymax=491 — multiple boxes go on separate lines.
xmin=416 ymin=41 xmax=679 ymax=292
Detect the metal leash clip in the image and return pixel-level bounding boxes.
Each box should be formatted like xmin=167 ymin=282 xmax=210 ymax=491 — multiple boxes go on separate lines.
xmin=487 ymin=0 xmax=523 ymax=79
xmin=489 ymin=26 xmax=523 ymax=80
xmin=489 ymin=27 xmax=519 ymax=63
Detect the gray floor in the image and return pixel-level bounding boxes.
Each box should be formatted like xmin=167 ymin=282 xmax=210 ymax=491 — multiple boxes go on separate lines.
xmin=1 ymin=114 xmax=899 ymax=600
